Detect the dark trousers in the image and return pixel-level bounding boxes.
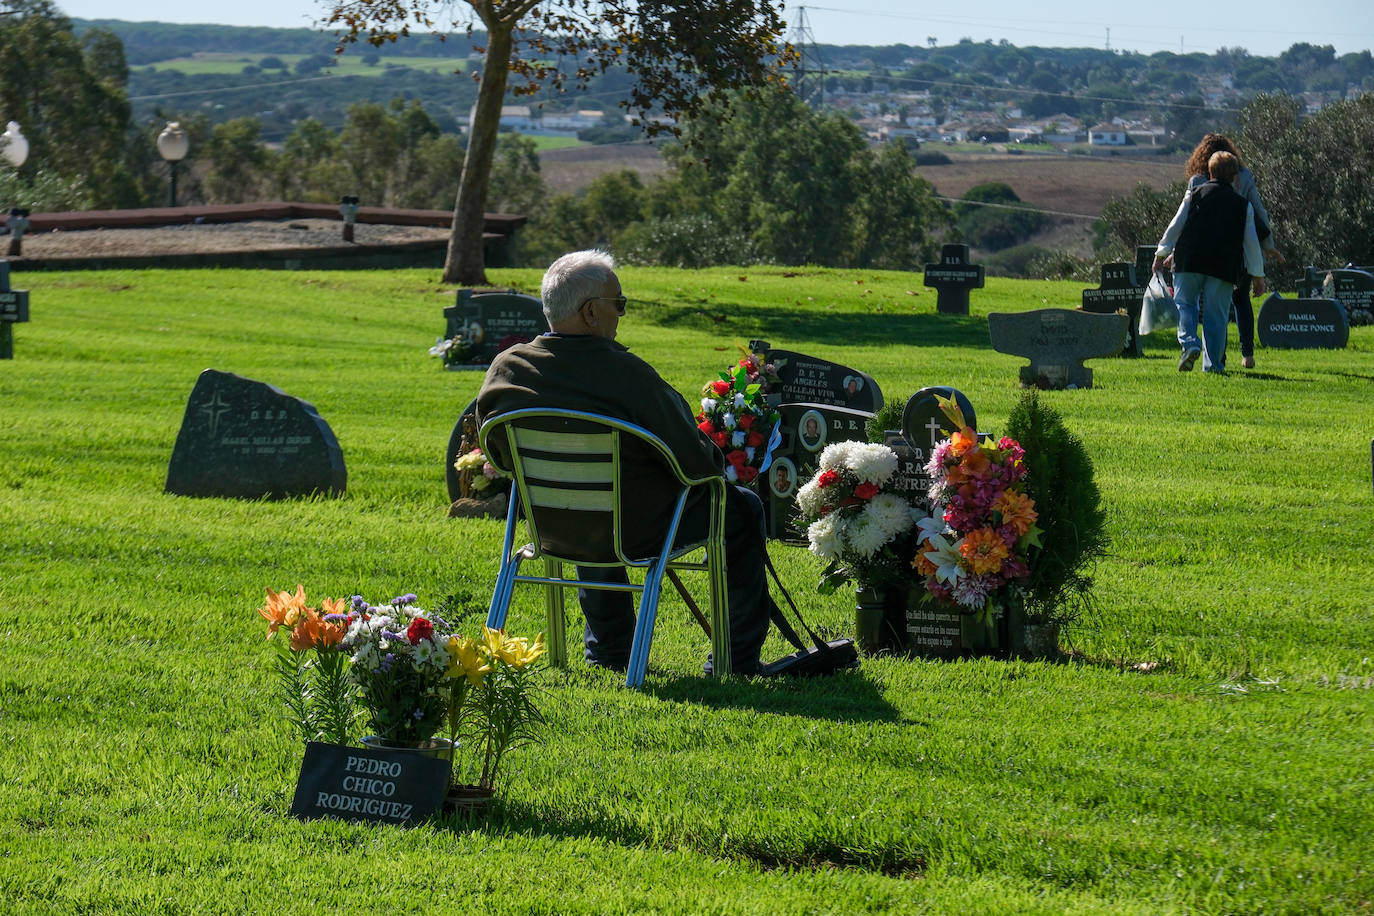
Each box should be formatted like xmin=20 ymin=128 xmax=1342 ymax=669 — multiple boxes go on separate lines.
xmin=576 ymin=484 xmax=772 ymax=673
xmin=1231 ymin=285 xmax=1255 ymax=359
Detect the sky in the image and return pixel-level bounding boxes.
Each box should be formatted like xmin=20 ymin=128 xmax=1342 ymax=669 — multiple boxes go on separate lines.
xmin=56 ymin=0 xmax=1374 ymax=59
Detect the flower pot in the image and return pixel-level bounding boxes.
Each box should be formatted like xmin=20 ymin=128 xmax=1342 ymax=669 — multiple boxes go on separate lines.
xmin=1019 ymin=622 xmax=1061 ymax=659
xmin=855 ymin=586 xmax=907 ymax=655
xmin=444 ymin=783 xmax=495 ymax=817
xmin=361 ymin=735 xmax=455 ymax=762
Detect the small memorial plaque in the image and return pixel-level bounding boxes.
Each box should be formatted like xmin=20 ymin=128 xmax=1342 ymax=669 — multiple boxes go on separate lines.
xmin=904 ymin=592 xmax=964 ymax=659
xmin=761 ymin=347 xmax=883 ymax=413
xmin=165 ymin=369 xmax=346 ymax=499
xmin=901 ymin=386 xmax=977 ymax=452
xmin=1256 ymin=294 xmax=1349 ymax=349
xmin=442 ymin=289 xmax=547 ymax=368
xmin=923 ymin=244 xmax=985 ymax=316
xmin=764 ymin=402 xmax=874 ymax=540
xmin=290 ymin=741 xmax=449 ymax=826
xmin=1080 ymin=262 xmax=1143 ymax=356
xmin=988 ymin=309 xmax=1127 ymax=389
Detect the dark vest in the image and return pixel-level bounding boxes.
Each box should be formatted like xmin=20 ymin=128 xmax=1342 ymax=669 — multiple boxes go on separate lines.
xmin=1174 ymin=179 xmax=1249 ymax=284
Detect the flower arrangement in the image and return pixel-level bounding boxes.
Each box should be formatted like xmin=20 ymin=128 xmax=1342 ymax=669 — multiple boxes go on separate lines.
xmin=911 ymin=397 xmax=1042 ymax=625
xmin=429 ymin=332 xmax=471 ymax=368
xmin=454 ymin=446 xmax=505 ymax=498
xmin=695 ymin=347 xmax=783 ymax=484
xmin=257 ymin=585 xmax=353 ymax=746
xmin=797 ymin=441 xmax=921 ymax=591
xmin=445 ymin=627 xmax=547 ymax=791
xmin=254 ymin=588 xmax=547 ymax=792
xmin=339 ymin=594 xmax=455 ymax=746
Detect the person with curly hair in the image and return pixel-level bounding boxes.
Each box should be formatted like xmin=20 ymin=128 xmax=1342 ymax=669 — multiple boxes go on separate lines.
xmin=1176 ymin=133 xmax=1284 ymax=369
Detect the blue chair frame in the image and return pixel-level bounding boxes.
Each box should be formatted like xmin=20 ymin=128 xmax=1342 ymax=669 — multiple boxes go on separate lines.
xmin=479 ymin=408 xmax=730 ymax=687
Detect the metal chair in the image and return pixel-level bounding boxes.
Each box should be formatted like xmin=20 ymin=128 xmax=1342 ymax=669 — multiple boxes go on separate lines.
xmin=479 ymin=408 xmax=730 ymax=687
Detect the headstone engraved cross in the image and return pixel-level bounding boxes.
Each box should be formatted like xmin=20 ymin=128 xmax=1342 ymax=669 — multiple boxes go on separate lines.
xmin=988 ymin=308 xmax=1128 ymax=389
xmin=923 ymin=244 xmax=985 ymax=316
xmin=442 ymin=289 xmax=547 ymax=369
xmin=0 ymin=261 xmax=30 ymax=360
xmin=165 ymin=369 xmax=347 ymax=499
xmin=1080 ymin=263 xmax=1143 ymax=356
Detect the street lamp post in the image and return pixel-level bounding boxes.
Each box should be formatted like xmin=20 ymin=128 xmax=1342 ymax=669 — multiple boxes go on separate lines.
xmin=339 ymin=194 xmax=360 ymax=242
xmin=156 ymin=121 xmax=189 ymax=208
xmin=2 ymin=121 xmax=30 ymax=257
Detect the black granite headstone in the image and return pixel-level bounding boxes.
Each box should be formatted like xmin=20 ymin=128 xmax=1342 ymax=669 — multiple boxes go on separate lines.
xmin=988 ymin=309 xmax=1127 ymax=389
xmin=290 ymin=741 xmax=448 ymax=826
xmin=923 ymin=244 xmax=985 ymax=316
xmin=441 ymin=289 xmax=547 ymax=369
xmin=165 ymin=369 xmax=346 ymax=499
xmin=1256 ymin=294 xmax=1349 ymax=349
xmin=1297 ymin=267 xmax=1374 ymax=326
xmin=901 ymin=386 xmax=977 ymax=453
xmin=758 ymin=346 xmax=883 ymax=413
xmin=764 ymin=402 xmax=874 ymax=540
xmin=904 ymin=592 xmax=965 ymax=659
xmin=0 ymin=261 xmax=29 ymax=360
xmin=1081 ymin=263 xmax=1143 ymax=356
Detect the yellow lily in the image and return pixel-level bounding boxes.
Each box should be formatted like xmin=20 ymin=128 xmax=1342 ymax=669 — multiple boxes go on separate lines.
xmin=447 ymin=635 xmax=492 ymax=686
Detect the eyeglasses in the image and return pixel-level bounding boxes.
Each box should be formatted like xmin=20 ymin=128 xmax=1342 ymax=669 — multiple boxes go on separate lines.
xmin=580 ymin=296 xmax=627 ymax=315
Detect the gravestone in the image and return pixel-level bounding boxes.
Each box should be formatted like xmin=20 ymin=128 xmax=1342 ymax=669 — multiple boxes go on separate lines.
xmin=754 ymin=344 xmax=883 ymax=413
xmin=165 ymin=369 xmax=346 ymax=499
xmin=923 ymin=244 xmax=985 ymax=316
xmin=290 ymin=741 xmax=449 ymax=826
xmin=764 ymin=402 xmax=874 ymax=540
xmin=441 ymin=289 xmax=547 ymax=369
xmin=901 ymin=386 xmax=978 ymax=453
xmin=1296 ymin=267 xmax=1374 ymax=326
xmin=894 ymin=387 xmax=978 ymax=658
xmin=0 ymin=261 xmax=29 ymax=360
xmin=988 ymin=309 xmax=1128 ymax=389
xmin=1255 ymin=294 xmax=1349 ymax=350
xmin=1080 ymin=263 xmax=1143 ymax=356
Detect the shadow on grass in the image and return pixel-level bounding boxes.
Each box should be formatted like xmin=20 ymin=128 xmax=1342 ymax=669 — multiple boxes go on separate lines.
xmin=642 ymin=668 xmax=905 ymax=723
xmin=638 ymin=300 xmax=993 ymax=351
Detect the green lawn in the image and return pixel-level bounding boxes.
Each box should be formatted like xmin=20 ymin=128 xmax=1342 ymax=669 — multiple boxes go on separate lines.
xmin=0 ymin=265 xmax=1369 ymax=914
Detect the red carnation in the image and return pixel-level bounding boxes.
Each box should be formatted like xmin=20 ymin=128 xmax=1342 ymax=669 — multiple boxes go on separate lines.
xmin=710 ymin=431 xmax=729 ymax=447
xmin=711 ymin=380 xmax=731 ymax=396
xmin=746 ymin=430 xmax=766 ymax=448
xmin=817 ymin=469 xmax=840 ymax=488
xmin=406 ymin=617 xmax=434 ymax=645
xmin=737 ymin=466 xmax=759 ymax=484
xmin=737 ymin=413 xmax=756 ymax=429
xmin=725 ymin=449 xmax=749 ymax=467
xmin=697 ymin=419 xmax=715 ymax=435
xmin=854 ymin=482 xmax=879 ymax=500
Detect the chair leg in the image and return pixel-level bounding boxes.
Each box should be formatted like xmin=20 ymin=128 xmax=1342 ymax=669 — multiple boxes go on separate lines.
xmin=543 ymin=558 xmax=568 ymax=668
xmin=625 ymin=562 xmax=669 ymax=688
xmin=486 ymin=552 xmax=523 ymax=630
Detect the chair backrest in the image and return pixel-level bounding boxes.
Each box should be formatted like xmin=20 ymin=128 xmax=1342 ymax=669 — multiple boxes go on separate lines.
xmin=479 ymin=409 xmax=698 ymax=566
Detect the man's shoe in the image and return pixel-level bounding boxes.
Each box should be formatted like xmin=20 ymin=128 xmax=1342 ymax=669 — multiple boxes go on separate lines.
xmin=1178 ymin=348 xmax=1200 ymax=372
xmin=1242 ymin=355 xmax=1256 ymax=369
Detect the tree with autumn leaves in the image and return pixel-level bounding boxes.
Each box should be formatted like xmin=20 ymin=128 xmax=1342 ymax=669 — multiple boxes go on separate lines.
xmin=325 ymin=0 xmax=797 ymax=285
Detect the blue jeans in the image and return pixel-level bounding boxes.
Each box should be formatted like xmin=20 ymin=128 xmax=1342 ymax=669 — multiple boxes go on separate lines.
xmin=1174 ymin=271 xmax=1234 ymax=372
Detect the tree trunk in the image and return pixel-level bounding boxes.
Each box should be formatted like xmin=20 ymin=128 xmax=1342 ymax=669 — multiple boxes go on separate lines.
xmin=442 ymin=22 xmax=513 ymax=286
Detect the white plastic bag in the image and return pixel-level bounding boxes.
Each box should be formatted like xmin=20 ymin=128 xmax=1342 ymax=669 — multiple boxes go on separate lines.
xmin=1139 ymin=272 xmax=1176 ymax=335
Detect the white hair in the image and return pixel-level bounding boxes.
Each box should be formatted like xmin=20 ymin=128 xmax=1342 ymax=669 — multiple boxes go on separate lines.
xmin=540 ymin=249 xmax=617 ymax=325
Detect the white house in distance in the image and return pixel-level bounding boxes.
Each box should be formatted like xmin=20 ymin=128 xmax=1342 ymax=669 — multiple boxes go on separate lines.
xmin=1088 ymin=123 xmax=1128 ymax=146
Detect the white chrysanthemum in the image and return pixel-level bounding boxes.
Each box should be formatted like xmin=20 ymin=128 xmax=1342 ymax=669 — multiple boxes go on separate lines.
xmin=796 ymin=479 xmax=824 ymax=516
xmin=413 ymin=637 xmax=445 ymax=671
xmin=807 ymin=514 xmax=843 ymax=561
xmin=701 ymin=397 xmax=717 ymax=413
xmin=848 ymin=443 xmax=899 ymax=485
xmin=818 ymin=440 xmax=859 ymax=472
xmin=847 ymin=515 xmax=891 ymax=558
xmin=866 ymin=492 xmax=915 ymax=538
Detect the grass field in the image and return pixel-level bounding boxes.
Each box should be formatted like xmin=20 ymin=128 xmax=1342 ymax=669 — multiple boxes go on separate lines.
xmin=0 ymin=265 xmax=1370 ymax=913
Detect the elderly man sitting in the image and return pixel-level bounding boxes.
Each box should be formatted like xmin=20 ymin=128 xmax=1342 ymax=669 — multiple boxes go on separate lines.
xmin=475 ymin=249 xmax=774 ymax=675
